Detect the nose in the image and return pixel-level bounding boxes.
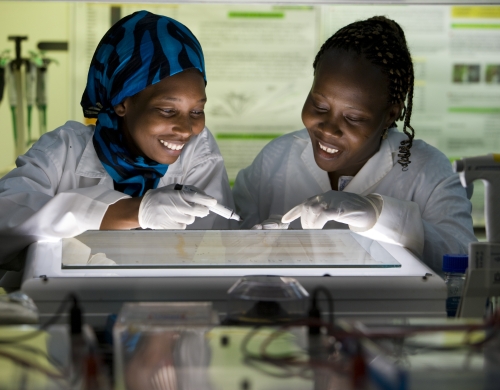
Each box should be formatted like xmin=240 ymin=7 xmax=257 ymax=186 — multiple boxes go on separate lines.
xmin=318 ymin=115 xmax=343 ymax=138
xmin=171 ymin=112 xmax=193 ymax=138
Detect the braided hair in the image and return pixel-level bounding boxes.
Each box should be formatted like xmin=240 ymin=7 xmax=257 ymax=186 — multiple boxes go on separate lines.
xmin=313 ymin=16 xmax=415 ymax=170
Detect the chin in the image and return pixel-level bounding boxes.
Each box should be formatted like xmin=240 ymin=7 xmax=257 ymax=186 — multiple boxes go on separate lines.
xmin=313 ymin=152 xmax=339 ymax=172
xmin=314 ymin=157 xmax=332 ymax=172
xmin=158 ymin=157 xmax=179 ymax=165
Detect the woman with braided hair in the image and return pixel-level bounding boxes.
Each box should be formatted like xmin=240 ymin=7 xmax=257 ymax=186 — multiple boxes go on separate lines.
xmin=233 ymin=16 xmax=476 ymax=272
xmin=0 ymin=11 xmax=234 ymax=266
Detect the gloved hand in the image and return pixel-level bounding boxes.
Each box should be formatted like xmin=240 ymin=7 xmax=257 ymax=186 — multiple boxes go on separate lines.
xmin=281 ymin=191 xmax=383 ymax=230
xmin=138 ymin=184 xmax=217 ymax=230
xmin=251 ymin=214 xmax=290 ymax=230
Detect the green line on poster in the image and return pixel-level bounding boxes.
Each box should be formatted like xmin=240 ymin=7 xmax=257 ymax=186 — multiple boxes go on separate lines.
xmin=216 ymin=133 xmax=284 ymax=140
xmin=451 ymin=23 xmax=500 ymax=29
xmin=449 ymin=107 xmax=500 ymax=113
xmin=228 ymin=11 xmax=284 ymax=18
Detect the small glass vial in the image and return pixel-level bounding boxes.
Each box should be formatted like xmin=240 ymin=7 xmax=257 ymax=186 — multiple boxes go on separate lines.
xmin=442 ymin=254 xmax=468 ymax=317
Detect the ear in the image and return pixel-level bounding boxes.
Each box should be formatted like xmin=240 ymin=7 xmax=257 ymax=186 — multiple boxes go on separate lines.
xmin=385 ymin=101 xmax=404 ymax=128
xmin=113 ymin=100 xmax=128 ymax=117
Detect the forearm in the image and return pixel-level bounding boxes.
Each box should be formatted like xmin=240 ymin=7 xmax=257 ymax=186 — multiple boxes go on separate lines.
xmin=100 ymin=197 xmax=142 ymax=230
xmin=0 ymin=186 xmax=128 ymax=262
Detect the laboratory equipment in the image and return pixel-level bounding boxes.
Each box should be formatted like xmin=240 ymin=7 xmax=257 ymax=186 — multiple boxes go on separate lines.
xmin=113 ymin=302 xmax=217 ymax=390
xmin=7 ymin=36 xmax=27 ymax=158
xmin=454 ymin=154 xmax=500 ymax=244
xmin=25 ymin=57 xmax=36 ymax=143
xmin=30 ymin=50 xmax=56 ymax=137
xmin=224 ymin=275 xmax=309 ymax=324
xmin=442 ymin=254 xmax=468 ymax=317
xmin=21 ymin=229 xmax=445 ymax=327
xmin=0 ymin=50 xmax=9 ymax=107
xmin=174 ymin=183 xmax=241 ymax=221
xmin=36 ymin=56 xmax=51 ymax=136
xmin=453 ymin=154 xmax=500 ymax=317
xmin=0 ymin=291 xmax=39 ymax=325
xmin=338 ymin=316 xmax=497 ymax=390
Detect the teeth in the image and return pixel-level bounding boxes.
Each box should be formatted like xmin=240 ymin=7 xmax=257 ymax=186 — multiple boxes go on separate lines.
xmin=160 ymin=140 xmax=185 ymax=151
xmin=319 ymin=141 xmax=338 ymax=154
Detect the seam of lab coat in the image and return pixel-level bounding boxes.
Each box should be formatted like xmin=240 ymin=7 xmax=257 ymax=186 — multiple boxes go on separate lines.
xmin=75 ymin=134 xmax=106 ymax=178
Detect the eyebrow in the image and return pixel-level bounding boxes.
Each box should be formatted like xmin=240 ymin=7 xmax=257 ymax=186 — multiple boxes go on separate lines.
xmin=312 ymin=91 xmax=327 ymax=99
xmin=158 ymin=97 xmax=207 ymax=103
xmin=312 ymin=91 xmax=365 ymax=112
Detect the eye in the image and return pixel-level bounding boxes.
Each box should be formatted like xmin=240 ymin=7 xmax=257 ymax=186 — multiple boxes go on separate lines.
xmin=158 ymin=108 xmax=175 ymax=116
xmin=190 ymin=110 xmax=205 ymax=117
xmin=344 ymin=116 xmax=364 ymax=123
xmin=313 ymin=104 xmax=328 ymax=112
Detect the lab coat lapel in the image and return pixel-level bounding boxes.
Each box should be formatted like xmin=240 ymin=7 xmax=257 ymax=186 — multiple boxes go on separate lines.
xmin=75 ymin=134 xmax=112 ymax=186
xmin=300 ymin=136 xmax=331 ymax=193
xmin=343 ymin=130 xmax=394 ymax=195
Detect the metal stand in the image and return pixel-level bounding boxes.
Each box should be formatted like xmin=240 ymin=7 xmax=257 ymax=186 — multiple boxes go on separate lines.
xmin=454 ymin=154 xmax=500 ymax=318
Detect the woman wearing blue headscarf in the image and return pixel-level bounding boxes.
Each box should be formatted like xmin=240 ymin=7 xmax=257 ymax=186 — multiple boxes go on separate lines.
xmin=0 ymin=11 xmax=234 ymax=265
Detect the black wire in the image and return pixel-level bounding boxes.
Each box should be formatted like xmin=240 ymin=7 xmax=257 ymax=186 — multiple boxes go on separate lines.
xmin=0 ymin=293 xmax=77 ymax=345
xmin=240 ymin=326 xmax=302 ymax=378
xmin=310 ymin=286 xmax=334 ymax=329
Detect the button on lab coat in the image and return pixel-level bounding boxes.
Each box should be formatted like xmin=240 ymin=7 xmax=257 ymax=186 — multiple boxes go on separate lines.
xmin=0 ymin=121 xmax=234 ymax=264
xmin=233 ymin=128 xmax=477 ymax=273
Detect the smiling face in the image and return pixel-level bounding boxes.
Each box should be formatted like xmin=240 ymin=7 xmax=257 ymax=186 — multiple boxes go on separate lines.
xmin=302 ymin=49 xmax=402 ymax=179
xmin=114 ymin=68 xmax=207 ymax=165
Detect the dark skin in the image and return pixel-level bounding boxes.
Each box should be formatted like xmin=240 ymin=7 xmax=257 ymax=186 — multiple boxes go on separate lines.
xmin=100 ymin=69 xmax=207 ymax=230
xmin=302 ymin=49 xmax=403 ymax=190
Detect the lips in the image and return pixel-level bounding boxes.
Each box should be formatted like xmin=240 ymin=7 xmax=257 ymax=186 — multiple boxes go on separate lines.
xmin=159 ymin=139 xmax=186 ymax=153
xmin=318 ymin=141 xmax=339 ymax=154
xmin=315 ymin=137 xmax=343 ymax=160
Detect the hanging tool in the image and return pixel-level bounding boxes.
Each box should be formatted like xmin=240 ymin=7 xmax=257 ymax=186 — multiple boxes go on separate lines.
xmin=7 ymin=36 xmax=27 ymax=158
xmin=0 ymin=50 xmax=10 ymax=107
xmin=31 ymin=51 xmax=57 ymax=137
xmin=25 ymin=54 xmax=37 ymax=145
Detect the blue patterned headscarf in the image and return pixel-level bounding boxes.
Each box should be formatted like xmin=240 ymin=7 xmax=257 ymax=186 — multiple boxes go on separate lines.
xmin=81 ymin=11 xmax=206 ymax=197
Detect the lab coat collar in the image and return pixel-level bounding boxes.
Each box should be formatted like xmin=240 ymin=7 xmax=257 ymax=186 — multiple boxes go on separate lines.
xmin=344 ymin=127 xmax=399 ymax=195
xmin=298 ymin=130 xmax=331 ymax=193
xmin=75 ymin=133 xmax=107 ymax=179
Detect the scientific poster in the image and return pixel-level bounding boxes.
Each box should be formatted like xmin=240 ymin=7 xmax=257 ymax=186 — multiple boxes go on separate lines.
xmin=321 ymin=5 xmax=500 ymax=224
xmin=69 ymin=3 xmax=500 ymax=225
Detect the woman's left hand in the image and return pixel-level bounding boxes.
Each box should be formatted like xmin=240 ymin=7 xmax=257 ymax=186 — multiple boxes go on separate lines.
xmin=282 ymin=191 xmax=383 ymax=230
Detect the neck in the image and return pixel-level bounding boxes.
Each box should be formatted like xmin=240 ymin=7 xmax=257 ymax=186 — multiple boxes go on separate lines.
xmin=119 ymin=118 xmax=145 ymax=159
xmin=328 ymin=166 xmax=361 ymax=191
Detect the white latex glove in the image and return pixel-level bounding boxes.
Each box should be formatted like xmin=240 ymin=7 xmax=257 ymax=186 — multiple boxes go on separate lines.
xmin=282 ymin=191 xmax=383 ymax=230
xmin=138 ymin=184 xmax=217 ymax=230
xmin=251 ymin=214 xmax=290 ymax=230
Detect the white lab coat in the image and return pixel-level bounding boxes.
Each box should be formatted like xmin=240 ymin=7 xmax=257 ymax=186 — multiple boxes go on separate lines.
xmin=233 ymin=127 xmax=477 ymax=273
xmin=0 ymin=121 xmax=235 ymax=265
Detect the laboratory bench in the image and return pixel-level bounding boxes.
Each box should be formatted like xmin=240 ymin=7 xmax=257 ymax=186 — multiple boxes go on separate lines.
xmin=0 ymin=229 xmax=496 ymax=389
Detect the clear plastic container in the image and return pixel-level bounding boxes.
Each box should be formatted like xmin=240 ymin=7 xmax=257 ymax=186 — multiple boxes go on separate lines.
xmin=442 ymin=254 xmax=468 ymax=317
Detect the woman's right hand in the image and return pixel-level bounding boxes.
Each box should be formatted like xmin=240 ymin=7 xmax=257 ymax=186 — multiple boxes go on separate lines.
xmin=139 ymin=185 xmax=217 ymax=230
